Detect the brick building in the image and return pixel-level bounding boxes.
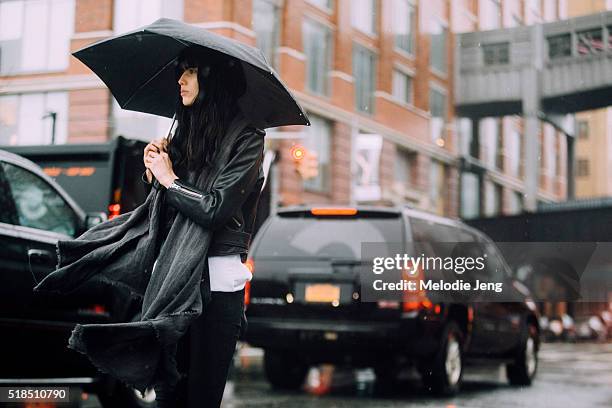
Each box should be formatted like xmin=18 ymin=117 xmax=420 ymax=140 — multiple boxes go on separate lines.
xmin=0 ymin=0 xmax=573 ymax=219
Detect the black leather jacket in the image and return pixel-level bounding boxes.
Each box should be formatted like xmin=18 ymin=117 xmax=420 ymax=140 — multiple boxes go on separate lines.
xmin=142 ymin=127 xmax=266 ymax=263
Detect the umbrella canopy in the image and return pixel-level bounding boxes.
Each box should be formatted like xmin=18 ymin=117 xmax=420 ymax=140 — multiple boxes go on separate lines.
xmin=72 ymin=18 xmax=310 ymax=129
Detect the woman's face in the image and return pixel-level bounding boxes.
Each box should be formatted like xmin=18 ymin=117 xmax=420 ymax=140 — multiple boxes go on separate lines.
xmin=178 ymin=67 xmax=199 ymax=106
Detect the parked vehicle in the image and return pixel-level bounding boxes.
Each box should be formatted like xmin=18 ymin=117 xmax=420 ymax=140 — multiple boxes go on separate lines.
xmin=599 ymin=310 xmax=612 ymax=339
xmin=0 ymin=149 xmax=154 ymax=407
xmin=542 ymin=313 xmax=577 ymax=342
xmin=575 ymin=315 xmax=608 ymax=342
xmin=1 ymin=136 xmax=149 ymax=219
xmin=243 ymin=205 xmax=540 ymax=396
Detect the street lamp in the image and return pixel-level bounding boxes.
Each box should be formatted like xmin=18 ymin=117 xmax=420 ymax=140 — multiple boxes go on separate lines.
xmin=42 ymin=111 xmax=57 ymax=144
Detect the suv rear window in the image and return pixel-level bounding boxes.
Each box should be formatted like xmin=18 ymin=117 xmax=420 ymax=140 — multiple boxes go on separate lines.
xmin=255 ymin=215 xmax=403 ymax=259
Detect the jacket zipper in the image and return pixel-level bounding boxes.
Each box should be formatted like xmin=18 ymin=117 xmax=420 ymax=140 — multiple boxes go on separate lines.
xmin=169 ymin=182 xmax=203 ymax=199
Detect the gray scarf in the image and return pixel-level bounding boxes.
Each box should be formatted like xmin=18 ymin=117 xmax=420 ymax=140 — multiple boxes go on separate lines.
xmin=33 ymin=111 xmax=252 ymax=393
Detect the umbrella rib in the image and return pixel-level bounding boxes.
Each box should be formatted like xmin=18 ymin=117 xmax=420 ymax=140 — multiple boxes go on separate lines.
xmin=123 ymin=37 xmax=189 ymax=108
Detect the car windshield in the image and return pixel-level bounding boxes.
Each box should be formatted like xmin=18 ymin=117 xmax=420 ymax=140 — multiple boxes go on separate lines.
xmin=255 ymin=216 xmax=403 ymax=260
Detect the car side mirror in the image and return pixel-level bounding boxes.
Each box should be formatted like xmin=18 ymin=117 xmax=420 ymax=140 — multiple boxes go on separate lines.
xmin=85 ymin=212 xmax=108 ymax=230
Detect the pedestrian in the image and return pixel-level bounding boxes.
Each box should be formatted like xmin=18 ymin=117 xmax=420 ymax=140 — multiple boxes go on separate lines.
xmin=140 ymin=46 xmax=264 ymax=407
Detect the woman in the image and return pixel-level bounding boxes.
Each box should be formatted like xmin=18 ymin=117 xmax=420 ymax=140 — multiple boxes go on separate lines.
xmin=142 ymin=47 xmax=263 ymax=407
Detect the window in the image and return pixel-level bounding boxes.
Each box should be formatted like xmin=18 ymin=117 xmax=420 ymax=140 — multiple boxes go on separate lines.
xmin=253 ymin=0 xmax=282 ymax=68
xmin=483 ymin=42 xmax=509 ymax=65
xmin=576 ymin=159 xmax=589 ymax=177
xmin=577 ymin=28 xmax=604 ymax=56
xmin=256 ymin=216 xmax=402 ymax=259
xmin=480 ymin=118 xmax=501 ymax=169
xmin=555 ymin=137 xmax=562 ymax=177
xmin=113 ymin=0 xmax=183 ymax=34
xmin=111 ymin=99 xmax=175 ymax=143
xmin=353 ymin=44 xmax=376 ymax=114
xmin=524 ymin=0 xmax=541 ymax=25
xmin=544 ymin=125 xmax=556 ymax=177
xmin=306 ymin=0 xmax=333 ymax=10
xmin=303 ymin=18 xmax=332 ymax=96
xmin=112 ymin=0 xmax=183 ymax=142
xmin=509 ymin=191 xmax=523 ymax=214
xmin=479 ymin=0 xmax=501 ymax=30
xmin=0 ymin=92 xmax=68 ymax=145
xmin=429 ymin=160 xmax=447 ymax=215
xmin=0 ymin=0 xmax=75 ymax=74
xmin=548 ymin=33 xmax=571 ymax=59
xmin=410 ymin=218 xmax=479 ymax=269
xmin=484 ymin=180 xmax=501 ymax=217
xmin=494 ymin=183 xmax=503 ymax=214
xmin=1 ymin=162 xmax=78 ymax=236
xmin=393 ymin=0 xmax=416 ymax=54
xmin=457 ymin=118 xmax=473 ymax=157
xmin=430 ymin=19 xmax=447 ymax=74
xmin=479 ymin=237 xmax=509 ymax=281
xmin=577 ymin=120 xmax=589 ymax=139
xmin=460 ymin=172 xmax=480 ymax=219
xmin=543 ymin=0 xmax=558 ymax=22
xmin=351 ymin=0 xmax=377 ymax=35
xmin=303 ymin=114 xmax=332 ymax=192
xmin=507 ymin=129 xmax=522 ymax=177
xmin=495 ymin=119 xmax=504 ymax=170
xmin=392 ymin=70 xmax=413 ymax=105
xmin=0 ymin=167 xmax=18 ymax=225
xmin=394 ymin=147 xmax=415 ymax=188
xmin=430 ymin=87 xmax=447 ymax=143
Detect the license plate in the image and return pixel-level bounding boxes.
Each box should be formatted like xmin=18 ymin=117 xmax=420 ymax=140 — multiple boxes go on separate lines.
xmin=304 ymin=283 xmax=340 ymax=303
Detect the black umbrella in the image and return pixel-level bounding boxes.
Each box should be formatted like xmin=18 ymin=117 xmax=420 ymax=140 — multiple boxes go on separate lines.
xmin=72 ymin=17 xmax=310 ymax=129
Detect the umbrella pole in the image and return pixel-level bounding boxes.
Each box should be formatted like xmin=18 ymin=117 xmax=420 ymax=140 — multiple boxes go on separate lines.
xmin=165 ymin=112 xmax=177 ymax=141
xmin=148 ymin=113 xmax=176 ymax=186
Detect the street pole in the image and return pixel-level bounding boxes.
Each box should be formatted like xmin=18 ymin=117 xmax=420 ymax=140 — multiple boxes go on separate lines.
xmin=43 ymin=111 xmax=57 ymax=144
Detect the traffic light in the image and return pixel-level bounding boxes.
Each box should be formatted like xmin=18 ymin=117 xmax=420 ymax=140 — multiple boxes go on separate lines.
xmin=291 ymin=145 xmax=319 ymax=180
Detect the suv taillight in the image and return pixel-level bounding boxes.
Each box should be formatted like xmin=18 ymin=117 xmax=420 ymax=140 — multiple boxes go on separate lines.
xmin=401 ymin=260 xmax=434 ymax=313
xmin=108 ymin=203 xmax=121 ymax=219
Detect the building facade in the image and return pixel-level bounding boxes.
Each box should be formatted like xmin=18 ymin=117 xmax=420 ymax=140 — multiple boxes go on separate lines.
xmin=566 ymin=0 xmax=612 ymax=199
xmin=0 ymin=0 xmax=576 ymax=219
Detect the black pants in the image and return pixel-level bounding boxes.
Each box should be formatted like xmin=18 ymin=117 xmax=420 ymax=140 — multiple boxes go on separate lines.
xmin=155 ymin=287 xmax=245 ymax=408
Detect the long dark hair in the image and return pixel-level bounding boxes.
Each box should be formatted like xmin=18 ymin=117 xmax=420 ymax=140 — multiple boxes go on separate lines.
xmin=167 ymin=47 xmax=246 ymax=179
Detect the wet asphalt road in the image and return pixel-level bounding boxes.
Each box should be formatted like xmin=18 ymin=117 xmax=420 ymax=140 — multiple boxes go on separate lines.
xmin=220 ymin=342 xmax=612 ymax=408
xmin=69 ymin=341 xmax=611 ymax=407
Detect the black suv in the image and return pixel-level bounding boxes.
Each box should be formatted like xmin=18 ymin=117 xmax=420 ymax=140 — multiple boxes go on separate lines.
xmin=0 ymin=149 xmax=155 ymax=407
xmin=244 ymin=205 xmax=540 ymax=395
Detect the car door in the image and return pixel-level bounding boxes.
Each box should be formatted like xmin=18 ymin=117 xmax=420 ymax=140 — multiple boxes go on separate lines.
xmin=478 ymin=236 xmax=523 ymax=353
xmin=408 ymin=216 xmax=501 ymax=353
xmin=0 ymin=161 xmax=80 ymax=319
xmin=0 ymin=164 xmax=30 ymax=318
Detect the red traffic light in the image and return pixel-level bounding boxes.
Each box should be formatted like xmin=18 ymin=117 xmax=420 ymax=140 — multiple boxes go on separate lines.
xmin=290 ymin=145 xmax=306 ymax=160
xmin=291 ymin=145 xmax=319 ymax=180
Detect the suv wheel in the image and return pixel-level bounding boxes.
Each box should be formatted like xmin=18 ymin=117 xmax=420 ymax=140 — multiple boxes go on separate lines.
xmin=419 ymin=322 xmax=464 ymax=396
xmin=264 ymin=349 xmax=308 ymax=390
xmin=506 ymin=322 xmax=538 ymax=386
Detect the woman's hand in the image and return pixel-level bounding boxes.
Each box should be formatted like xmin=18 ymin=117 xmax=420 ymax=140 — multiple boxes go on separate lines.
xmin=145 ymin=150 xmax=178 ymax=188
xmin=143 ymin=138 xmax=169 ymax=183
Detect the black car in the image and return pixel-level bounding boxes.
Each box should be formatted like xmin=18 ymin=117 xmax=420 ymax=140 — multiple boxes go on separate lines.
xmin=243 ymin=205 xmax=540 ymax=395
xmin=1 ymin=135 xmax=149 ymax=218
xmin=0 ymin=149 xmax=155 ymax=407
